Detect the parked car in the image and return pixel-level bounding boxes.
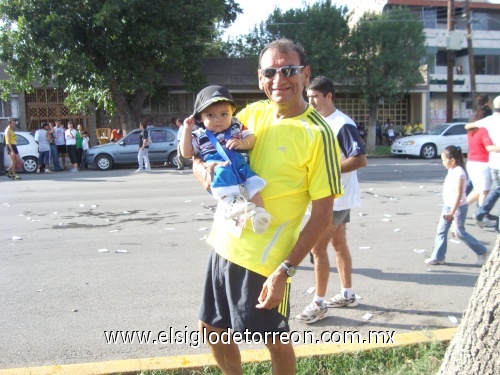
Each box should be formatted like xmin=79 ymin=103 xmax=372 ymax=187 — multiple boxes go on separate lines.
xmin=391 ymin=122 xmax=468 ymax=159
xmin=85 ymin=126 xmax=179 ymax=170
xmin=1 ymin=131 xmax=39 ymax=173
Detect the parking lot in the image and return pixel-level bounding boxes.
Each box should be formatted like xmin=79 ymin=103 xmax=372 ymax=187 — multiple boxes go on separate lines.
xmin=0 ymin=158 xmax=494 ymax=369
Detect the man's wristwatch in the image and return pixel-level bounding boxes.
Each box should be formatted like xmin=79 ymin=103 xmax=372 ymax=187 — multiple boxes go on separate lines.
xmin=280 ymin=262 xmax=297 ymax=277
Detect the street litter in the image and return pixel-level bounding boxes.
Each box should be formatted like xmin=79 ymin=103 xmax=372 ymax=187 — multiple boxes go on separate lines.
xmin=58 ymin=223 xmax=63 ymax=226
xmin=97 ymin=249 xmax=109 ymax=253
xmin=448 ymin=315 xmax=459 ymax=324
xmin=31 ymin=219 xmax=41 ymax=222
xmin=122 ymin=211 xmax=131 ymax=214
xmin=359 ymin=246 xmax=371 ymax=250
xmin=196 ymin=213 xmax=206 ymax=216
xmin=450 ymin=239 xmax=461 ymax=244
xmin=307 ymin=287 xmax=316 ymax=294
xmin=358 ymin=212 xmax=366 ymax=217
xmin=108 ymin=230 xmax=119 ymax=233
xmin=79 ymin=204 xmax=85 ymax=207
xmin=11 ymin=236 xmax=23 ymax=240
xmin=198 ymin=227 xmax=209 ymax=231
xmin=362 ymin=313 xmax=373 ymax=321
xmin=53 ymin=212 xmax=58 ymax=214
xmin=394 ymin=228 xmax=401 ymax=232
xmin=184 ymin=200 xmax=192 ymax=203
xmin=200 ymin=235 xmax=208 ymax=241
xmin=384 ymin=214 xmax=392 ymax=217
xmin=374 ymin=194 xmax=379 ymax=197
xmin=382 ymin=218 xmax=391 ymax=222
xmin=3 ymin=203 xmax=9 ymax=206
xmin=355 ymin=294 xmax=362 ymax=300
xmin=115 ymin=249 xmax=128 ymax=253
xmin=90 ymin=205 xmax=97 ymax=209
xmin=413 ymin=248 xmax=425 ymax=253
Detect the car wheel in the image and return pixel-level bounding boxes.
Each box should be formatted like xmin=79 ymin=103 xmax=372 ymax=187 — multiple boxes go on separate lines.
xmin=96 ymin=154 xmax=113 ymax=171
xmin=22 ymin=156 xmax=38 ymax=173
xmin=420 ymin=143 xmax=437 ymax=159
xmin=168 ymin=151 xmax=179 ymax=167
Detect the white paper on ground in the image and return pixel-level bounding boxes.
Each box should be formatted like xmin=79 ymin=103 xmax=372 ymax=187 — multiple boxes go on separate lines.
xmin=362 ymin=313 xmax=373 ymax=321
xmin=382 ymin=218 xmax=391 ymax=222
xmin=448 ymin=315 xmax=459 ymax=324
xmin=450 ymin=239 xmax=461 ymax=244
xmin=198 ymin=227 xmax=209 ymax=231
xmin=394 ymin=228 xmax=401 ymax=232
xmin=307 ymin=287 xmax=316 ymax=294
xmin=115 ymin=249 xmax=128 ymax=253
xmin=359 ymin=246 xmax=371 ymax=250
xmin=12 ymin=236 xmax=23 ymax=240
xmin=108 ymin=230 xmax=119 ymax=233
xmin=384 ymin=214 xmax=392 ymax=217
xmin=413 ymin=248 xmax=425 ymax=253
xmin=97 ymin=249 xmax=109 ymax=253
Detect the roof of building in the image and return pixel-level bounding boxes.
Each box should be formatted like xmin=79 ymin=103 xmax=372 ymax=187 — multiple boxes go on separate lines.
xmin=386 ymin=0 xmax=500 ymax=10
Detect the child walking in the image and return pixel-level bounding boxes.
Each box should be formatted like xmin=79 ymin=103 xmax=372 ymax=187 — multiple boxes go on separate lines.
xmin=180 ymin=85 xmax=270 ymax=234
xmin=426 ymin=145 xmax=490 ymax=266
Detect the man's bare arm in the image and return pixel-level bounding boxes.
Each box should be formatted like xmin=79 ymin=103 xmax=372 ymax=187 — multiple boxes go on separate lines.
xmin=341 ymin=154 xmax=367 ymax=173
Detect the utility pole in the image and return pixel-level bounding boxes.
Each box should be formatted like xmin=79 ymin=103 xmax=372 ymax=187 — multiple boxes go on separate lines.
xmin=446 ymin=0 xmax=455 ymax=122
xmin=465 ymin=0 xmax=477 ymax=110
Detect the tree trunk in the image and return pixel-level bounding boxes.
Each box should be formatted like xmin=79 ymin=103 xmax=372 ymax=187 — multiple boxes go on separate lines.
xmin=437 ymin=235 xmax=500 ymax=374
xmin=365 ymin=98 xmax=379 ymax=153
xmin=108 ymin=82 xmax=146 ymax=134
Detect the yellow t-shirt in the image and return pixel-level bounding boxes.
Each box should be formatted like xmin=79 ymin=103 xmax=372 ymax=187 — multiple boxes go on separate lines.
xmin=4 ymin=127 xmax=16 ymax=145
xmin=207 ymin=100 xmax=344 ymax=277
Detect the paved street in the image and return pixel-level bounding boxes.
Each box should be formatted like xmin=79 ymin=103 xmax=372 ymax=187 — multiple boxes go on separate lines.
xmin=0 ymin=158 xmax=495 ymax=369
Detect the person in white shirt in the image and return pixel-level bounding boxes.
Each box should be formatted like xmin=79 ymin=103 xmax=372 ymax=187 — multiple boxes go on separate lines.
xmin=54 ymin=120 xmax=67 ymax=169
xmin=64 ymin=122 xmax=78 ymax=173
xmin=34 ymin=122 xmax=53 ymax=173
xmin=296 ymin=76 xmax=367 ymax=324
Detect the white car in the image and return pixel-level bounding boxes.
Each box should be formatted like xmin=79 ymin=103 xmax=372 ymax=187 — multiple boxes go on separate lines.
xmin=391 ymin=122 xmax=468 ymax=159
xmin=1 ymin=131 xmax=39 ymax=173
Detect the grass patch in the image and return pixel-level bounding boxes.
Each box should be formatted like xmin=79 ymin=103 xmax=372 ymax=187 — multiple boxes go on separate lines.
xmin=367 ymin=145 xmax=392 ymax=157
xmin=137 ymin=341 xmax=447 ymax=375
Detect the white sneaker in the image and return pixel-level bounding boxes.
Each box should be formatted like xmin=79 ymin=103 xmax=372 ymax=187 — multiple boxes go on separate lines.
xmin=251 ymin=207 xmax=271 ymax=234
xmin=45 ymin=169 xmax=52 ymax=173
xmin=325 ymin=293 xmax=359 ymax=308
xmin=425 ymin=258 xmax=446 ymax=265
xmin=476 ymin=251 xmax=491 ymax=266
xmin=295 ymin=302 xmax=328 ymax=324
xmin=36 ymin=169 xmax=40 ymax=174
xmin=480 ymin=218 xmax=496 ymax=228
xmin=221 ymin=196 xmax=256 ymax=220
xmin=135 ymin=169 xmax=143 ymax=173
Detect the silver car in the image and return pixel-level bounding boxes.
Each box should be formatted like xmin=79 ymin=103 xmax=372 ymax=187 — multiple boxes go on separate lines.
xmin=85 ymin=127 xmax=179 ymax=170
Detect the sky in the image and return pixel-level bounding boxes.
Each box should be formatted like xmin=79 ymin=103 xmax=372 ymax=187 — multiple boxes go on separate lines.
xmin=223 ymin=0 xmax=352 ymax=39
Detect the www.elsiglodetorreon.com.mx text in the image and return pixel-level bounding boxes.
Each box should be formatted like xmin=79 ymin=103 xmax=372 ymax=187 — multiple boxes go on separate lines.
xmin=104 ymin=327 xmax=396 ymax=348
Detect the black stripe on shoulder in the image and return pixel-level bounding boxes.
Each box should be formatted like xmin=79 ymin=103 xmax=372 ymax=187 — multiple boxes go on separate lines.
xmin=307 ymin=111 xmax=342 ymax=195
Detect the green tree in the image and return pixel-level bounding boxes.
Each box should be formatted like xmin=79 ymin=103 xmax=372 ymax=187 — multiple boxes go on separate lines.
xmin=222 ymin=0 xmax=350 ymax=80
xmin=345 ymin=7 xmax=427 ymax=151
xmin=0 ymin=0 xmax=241 ymax=131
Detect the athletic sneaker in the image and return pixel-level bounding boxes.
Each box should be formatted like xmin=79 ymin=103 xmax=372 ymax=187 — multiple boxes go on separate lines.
xmin=12 ymin=175 xmax=21 ymax=180
xmin=221 ymin=195 xmax=256 ymax=220
xmin=425 ymin=258 xmax=446 ymax=265
xmin=251 ymin=207 xmax=271 ymax=234
xmin=45 ymin=169 xmax=52 ymax=173
xmin=295 ymin=302 xmax=328 ymax=324
xmin=6 ymin=171 xmax=13 ymax=178
xmin=36 ymin=169 xmax=40 ymax=174
xmin=476 ymin=251 xmax=491 ymax=266
xmin=476 ymin=217 xmax=496 ymax=229
xmin=326 ymin=293 xmax=359 ymax=308
xmin=135 ymin=168 xmax=143 ymax=173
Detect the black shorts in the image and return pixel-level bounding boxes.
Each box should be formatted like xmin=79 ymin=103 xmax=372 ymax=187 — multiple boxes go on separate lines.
xmin=332 ymin=209 xmax=351 ymax=225
xmin=66 ymin=145 xmax=77 ymax=164
xmin=199 ymin=250 xmax=290 ymax=337
xmin=56 ymin=145 xmax=67 ymax=155
xmin=8 ymin=145 xmax=19 ymax=154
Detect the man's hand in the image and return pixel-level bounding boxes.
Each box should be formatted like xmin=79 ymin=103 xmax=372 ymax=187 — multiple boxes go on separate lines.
xmin=256 ymin=268 xmax=287 ymax=310
xmin=192 ymin=157 xmax=228 ymax=192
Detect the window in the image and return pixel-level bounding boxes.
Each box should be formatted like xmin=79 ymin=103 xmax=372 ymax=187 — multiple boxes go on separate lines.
xmin=123 ymin=132 xmax=140 ymax=145
xmin=0 ymin=99 xmax=12 ymax=118
xmin=444 ymin=124 xmax=466 ymax=136
xmin=15 ymin=134 xmax=29 ymax=146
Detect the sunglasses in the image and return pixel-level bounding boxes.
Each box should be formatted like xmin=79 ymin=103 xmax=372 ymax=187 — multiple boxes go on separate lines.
xmin=259 ymin=65 xmax=305 ymax=79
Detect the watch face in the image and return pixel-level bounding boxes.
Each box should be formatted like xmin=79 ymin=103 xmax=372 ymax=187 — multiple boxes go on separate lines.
xmin=287 ymin=267 xmax=296 ymax=277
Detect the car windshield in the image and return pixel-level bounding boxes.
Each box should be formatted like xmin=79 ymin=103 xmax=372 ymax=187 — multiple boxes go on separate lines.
xmin=429 ymin=125 xmax=449 ymax=135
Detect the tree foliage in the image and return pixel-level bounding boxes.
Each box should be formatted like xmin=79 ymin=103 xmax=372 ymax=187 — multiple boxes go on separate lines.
xmin=0 ymin=0 xmax=241 ymax=131
xmin=345 ymin=7 xmax=427 ymax=151
xmin=222 ymin=0 xmax=350 ymax=80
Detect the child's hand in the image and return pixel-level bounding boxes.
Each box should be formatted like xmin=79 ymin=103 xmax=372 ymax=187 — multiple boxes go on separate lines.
xmin=184 ymin=116 xmax=196 ymax=131
xmin=226 ymin=138 xmax=244 ymax=150
xmin=443 ymin=213 xmax=454 ymax=222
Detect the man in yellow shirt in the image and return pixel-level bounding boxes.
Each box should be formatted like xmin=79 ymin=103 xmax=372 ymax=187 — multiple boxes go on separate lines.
xmin=413 ymin=121 xmax=424 ymax=135
xmin=4 ymin=118 xmax=22 ymax=180
xmin=193 ymin=39 xmax=343 ymax=374
xmin=403 ymin=123 xmax=413 ymax=136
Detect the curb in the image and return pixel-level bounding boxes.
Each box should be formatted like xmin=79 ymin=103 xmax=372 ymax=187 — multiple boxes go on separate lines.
xmin=0 ymin=328 xmax=456 ymax=375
